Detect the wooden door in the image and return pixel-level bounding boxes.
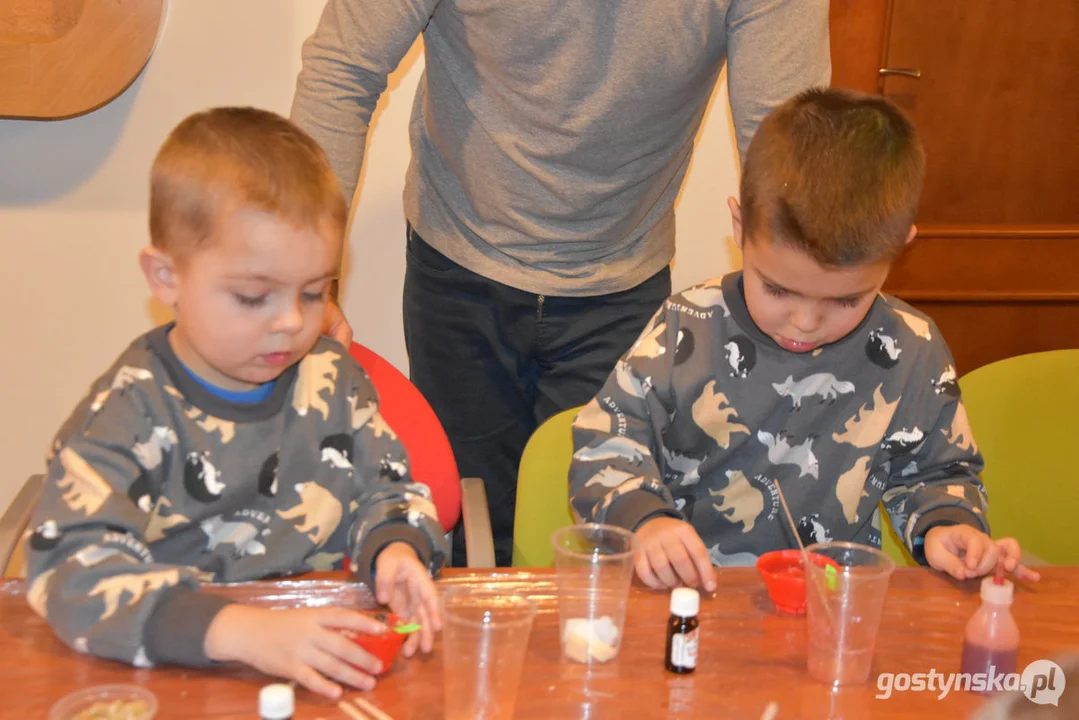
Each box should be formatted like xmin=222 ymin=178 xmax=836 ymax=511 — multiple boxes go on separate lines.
xmin=830 ymin=0 xmax=1079 ymax=373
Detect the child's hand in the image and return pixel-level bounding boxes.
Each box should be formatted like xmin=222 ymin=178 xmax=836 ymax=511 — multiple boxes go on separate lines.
xmin=374 ymin=542 xmax=441 ymax=656
xmin=634 ymin=517 xmax=717 ymax=592
xmin=322 ymin=299 xmax=353 ymax=346
xmin=204 ymin=604 xmax=386 ymax=699
xmin=924 ymin=526 xmax=1041 ymax=582
xmin=994 ymin=537 xmax=1042 ymax=582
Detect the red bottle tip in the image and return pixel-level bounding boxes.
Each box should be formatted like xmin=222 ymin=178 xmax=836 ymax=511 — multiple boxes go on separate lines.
xmin=993 ymin=564 xmax=1006 ymax=585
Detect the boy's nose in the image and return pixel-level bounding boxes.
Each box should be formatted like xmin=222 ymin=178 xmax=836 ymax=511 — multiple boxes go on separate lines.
xmin=272 ymin=302 xmax=304 ymax=335
xmin=791 ymin=306 xmax=822 ymax=335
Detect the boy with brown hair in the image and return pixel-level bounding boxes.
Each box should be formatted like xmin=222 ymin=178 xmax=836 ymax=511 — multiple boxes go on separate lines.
xmin=26 ymin=107 xmax=447 ymax=698
xmin=569 ymin=88 xmax=1035 ymax=591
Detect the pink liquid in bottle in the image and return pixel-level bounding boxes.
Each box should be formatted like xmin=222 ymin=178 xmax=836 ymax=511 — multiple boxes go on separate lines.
xmin=960 ymin=642 xmax=1018 ymax=677
xmin=960 ymin=569 xmax=1020 ymax=694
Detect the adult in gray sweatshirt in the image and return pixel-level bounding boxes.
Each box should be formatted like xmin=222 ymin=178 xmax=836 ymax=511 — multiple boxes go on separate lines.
xmin=291 ymin=0 xmax=830 ymax=565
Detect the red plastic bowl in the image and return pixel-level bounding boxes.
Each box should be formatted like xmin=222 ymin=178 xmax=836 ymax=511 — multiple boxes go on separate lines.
xmin=337 ymin=611 xmax=408 ymax=675
xmin=756 ymin=550 xmax=838 ymax=615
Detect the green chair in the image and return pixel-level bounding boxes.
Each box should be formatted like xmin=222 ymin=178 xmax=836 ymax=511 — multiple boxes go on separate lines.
xmin=958 ymin=349 xmax=1079 ymax=565
xmin=880 ymin=508 xmax=918 ymax=567
xmin=512 ymin=406 xmax=580 ymax=567
xmin=882 ymin=349 xmax=1079 ymax=567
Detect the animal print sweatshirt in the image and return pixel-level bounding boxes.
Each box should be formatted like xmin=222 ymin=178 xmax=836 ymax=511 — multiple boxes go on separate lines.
xmin=25 ymin=326 xmax=448 ymax=668
xmin=569 ymin=272 xmax=988 ymax=566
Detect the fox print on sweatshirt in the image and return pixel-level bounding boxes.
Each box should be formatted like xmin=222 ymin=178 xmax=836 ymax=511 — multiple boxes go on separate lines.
xmin=26 ymin=326 xmax=447 ymax=668
xmin=569 ymin=273 xmax=988 ymax=563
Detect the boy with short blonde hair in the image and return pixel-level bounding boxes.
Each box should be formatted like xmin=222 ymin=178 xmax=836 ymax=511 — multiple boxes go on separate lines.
xmin=28 ymin=107 xmax=446 ymax=698
xmin=570 ymin=88 xmax=1034 ymax=591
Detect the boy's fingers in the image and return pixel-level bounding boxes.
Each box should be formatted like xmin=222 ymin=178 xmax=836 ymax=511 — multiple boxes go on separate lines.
xmin=416 ymin=603 xmax=434 ymax=654
xmin=400 ymin=583 xmax=433 ymax=655
xmin=402 ymin=628 xmax=421 ymax=658
xmin=375 ymin=563 xmax=395 ymax=605
xmin=322 ymin=608 xmax=387 ymax=634
xmin=329 ymin=319 xmax=353 ymax=346
xmin=318 ymin=628 xmax=383 ymax=676
xmin=963 ymin=537 xmax=984 ymax=570
xmin=426 ymin=588 xmax=442 ymax=633
xmin=928 ymin=544 xmax=967 ymax=580
xmin=323 ymin=301 xmax=353 ymax=345
xmin=996 ymin=538 xmax=1021 ymax=568
xmin=293 ymin=662 xmax=344 ymax=700
xmin=412 ymin=571 xmax=442 ymax=633
xmin=963 ymin=536 xmax=997 ymax=577
xmin=681 ymin=532 xmax=717 ymax=591
xmin=995 ymin=540 xmax=1042 ymax=582
xmin=635 ymin=552 xmax=662 ymax=589
xmin=663 ymin=540 xmax=700 ymax=588
xmin=1014 ymin=565 xmax=1042 ymax=583
xmin=665 ymin=528 xmax=700 ymax=587
xmin=646 ymin=544 xmax=679 ymax=588
xmin=947 ymin=556 xmax=969 ymax=580
xmin=309 ymin=648 xmax=376 ymax=692
xmin=974 ymin=550 xmax=999 ymax=578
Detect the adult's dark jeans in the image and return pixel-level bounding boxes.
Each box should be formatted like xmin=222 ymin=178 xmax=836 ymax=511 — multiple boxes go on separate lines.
xmin=403 ymin=226 xmax=671 ymax=566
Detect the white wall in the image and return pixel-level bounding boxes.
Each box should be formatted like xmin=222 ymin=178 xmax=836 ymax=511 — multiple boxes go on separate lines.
xmin=0 ymin=1 xmax=740 ymax=514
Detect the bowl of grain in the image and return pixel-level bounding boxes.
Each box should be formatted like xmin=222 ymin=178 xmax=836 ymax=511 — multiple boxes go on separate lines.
xmin=49 ymin=685 xmax=157 ymax=720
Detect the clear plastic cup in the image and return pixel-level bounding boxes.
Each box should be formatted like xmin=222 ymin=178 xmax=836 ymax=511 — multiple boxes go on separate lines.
xmin=805 ymin=541 xmax=896 ymax=686
xmin=551 ymin=523 xmax=636 ymax=664
xmin=441 ymin=586 xmax=536 ymax=720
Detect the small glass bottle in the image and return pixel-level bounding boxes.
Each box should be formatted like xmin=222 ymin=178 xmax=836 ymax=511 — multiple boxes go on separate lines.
xmin=665 ymin=587 xmax=700 ymax=674
xmin=259 ymin=683 xmax=294 ymax=720
xmin=960 ymin=572 xmax=1020 ymax=692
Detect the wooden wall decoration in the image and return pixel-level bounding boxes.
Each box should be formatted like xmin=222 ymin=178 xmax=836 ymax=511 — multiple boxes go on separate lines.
xmin=0 ymin=0 xmax=165 ymax=119
xmin=830 ymin=0 xmax=1079 ymax=374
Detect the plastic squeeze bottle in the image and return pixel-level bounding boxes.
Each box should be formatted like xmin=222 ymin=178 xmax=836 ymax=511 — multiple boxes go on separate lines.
xmin=960 ymin=567 xmax=1019 ymax=689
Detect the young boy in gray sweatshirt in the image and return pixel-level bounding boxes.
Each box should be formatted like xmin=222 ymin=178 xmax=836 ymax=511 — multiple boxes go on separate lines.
xmin=569 ymin=88 xmax=1034 ymax=592
xmin=25 ymin=108 xmax=447 ymax=699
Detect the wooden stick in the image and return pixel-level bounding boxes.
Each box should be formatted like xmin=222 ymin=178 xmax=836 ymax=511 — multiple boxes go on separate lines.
xmin=352 ymin=696 xmax=394 ymax=720
xmin=773 ymin=481 xmax=835 ymax=633
xmin=337 ymin=700 xmax=368 ymax=720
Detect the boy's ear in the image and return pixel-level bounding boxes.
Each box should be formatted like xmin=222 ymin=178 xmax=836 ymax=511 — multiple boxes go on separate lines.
xmin=728 ymin=196 xmax=744 ymax=250
xmin=139 ymin=247 xmax=179 ymax=306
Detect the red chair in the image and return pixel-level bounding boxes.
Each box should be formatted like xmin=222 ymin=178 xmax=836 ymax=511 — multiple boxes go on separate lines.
xmin=348 ymin=342 xmax=494 ymax=567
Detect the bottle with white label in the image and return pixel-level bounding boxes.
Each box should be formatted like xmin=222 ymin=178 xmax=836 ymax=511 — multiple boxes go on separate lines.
xmin=665 ymin=587 xmax=700 ymax=674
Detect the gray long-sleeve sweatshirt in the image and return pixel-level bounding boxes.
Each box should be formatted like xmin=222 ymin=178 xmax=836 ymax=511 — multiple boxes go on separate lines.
xmin=291 ymin=0 xmax=830 ymax=296
xmin=26 ymin=329 xmax=447 ymax=668
xmin=569 ymin=273 xmax=990 ymax=565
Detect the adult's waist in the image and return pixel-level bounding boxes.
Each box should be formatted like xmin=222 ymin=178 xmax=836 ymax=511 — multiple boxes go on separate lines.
xmin=405 ymin=176 xmax=677 ymax=298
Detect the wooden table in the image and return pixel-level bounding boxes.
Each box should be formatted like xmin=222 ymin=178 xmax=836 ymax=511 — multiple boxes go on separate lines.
xmin=2 ymin=568 xmax=1077 ymax=719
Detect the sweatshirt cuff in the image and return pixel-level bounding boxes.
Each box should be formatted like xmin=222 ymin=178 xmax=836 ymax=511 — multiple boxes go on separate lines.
xmin=143 ymin=586 xmax=234 ymax=667
xmin=909 ymin=507 xmax=988 ymax=565
xmin=606 ymin=490 xmax=681 ymax=532
xmin=352 ymin=522 xmax=434 ymax=588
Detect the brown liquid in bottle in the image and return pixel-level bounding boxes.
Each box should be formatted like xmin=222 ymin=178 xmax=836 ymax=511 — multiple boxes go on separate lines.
xmin=665 ymin=587 xmax=700 ymax=674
